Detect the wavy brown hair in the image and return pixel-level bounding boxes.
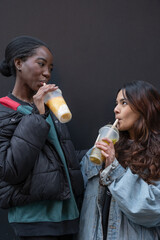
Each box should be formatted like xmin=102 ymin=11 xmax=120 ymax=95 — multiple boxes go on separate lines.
xmin=115 ymin=80 xmax=160 ymax=184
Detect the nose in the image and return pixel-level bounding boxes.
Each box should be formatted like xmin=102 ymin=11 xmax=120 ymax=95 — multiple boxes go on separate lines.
xmin=42 ymin=67 xmax=51 ymax=79
xmin=114 ymin=104 xmax=120 ymax=114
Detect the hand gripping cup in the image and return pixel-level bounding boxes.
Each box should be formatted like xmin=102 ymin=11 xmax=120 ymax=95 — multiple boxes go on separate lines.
xmin=89 ymin=120 xmax=119 ymax=165
xmin=44 ymin=89 xmax=72 ymax=123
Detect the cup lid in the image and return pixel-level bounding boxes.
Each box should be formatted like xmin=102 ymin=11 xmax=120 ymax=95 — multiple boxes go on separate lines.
xmin=99 ymin=124 xmax=119 ymax=134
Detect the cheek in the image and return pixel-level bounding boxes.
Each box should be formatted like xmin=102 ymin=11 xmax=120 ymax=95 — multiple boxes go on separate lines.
xmin=25 ymin=63 xmax=41 ymax=75
xmin=30 ymin=67 xmax=41 ymax=75
xmin=125 ymin=113 xmax=139 ymax=128
xmin=119 ymin=113 xmax=134 ymax=130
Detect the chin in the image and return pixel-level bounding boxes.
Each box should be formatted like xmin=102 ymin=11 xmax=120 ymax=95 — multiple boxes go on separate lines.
xmin=118 ymin=126 xmax=125 ymax=132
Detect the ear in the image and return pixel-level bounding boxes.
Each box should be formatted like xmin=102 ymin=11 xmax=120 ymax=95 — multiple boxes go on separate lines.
xmin=14 ymin=58 xmax=23 ymax=72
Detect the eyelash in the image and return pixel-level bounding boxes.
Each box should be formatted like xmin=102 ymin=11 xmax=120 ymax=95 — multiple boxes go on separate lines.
xmin=122 ymin=100 xmax=127 ymax=105
xmin=38 ymin=62 xmax=53 ymax=72
xmin=115 ymin=101 xmax=127 ymax=107
xmin=38 ymin=62 xmax=44 ymax=67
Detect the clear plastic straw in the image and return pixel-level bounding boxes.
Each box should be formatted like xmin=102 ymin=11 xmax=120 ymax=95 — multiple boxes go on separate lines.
xmin=111 ymin=119 xmax=118 ymax=129
xmin=106 ymin=119 xmax=118 ymax=139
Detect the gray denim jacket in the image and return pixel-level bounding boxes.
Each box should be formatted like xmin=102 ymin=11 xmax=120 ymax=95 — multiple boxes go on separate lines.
xmin=78 ymin=150 xmax=160 ymax=240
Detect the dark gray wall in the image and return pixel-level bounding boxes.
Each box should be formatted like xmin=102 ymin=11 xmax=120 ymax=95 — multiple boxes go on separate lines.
xmin=0 ymin=0 xmax=160 ymax=239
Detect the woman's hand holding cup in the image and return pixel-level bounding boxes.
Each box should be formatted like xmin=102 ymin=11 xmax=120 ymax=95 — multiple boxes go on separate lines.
xmin=33 ymin=84 xmax=58 ymax=114
xmin=95 ymin=138 xmax=115 ymax=167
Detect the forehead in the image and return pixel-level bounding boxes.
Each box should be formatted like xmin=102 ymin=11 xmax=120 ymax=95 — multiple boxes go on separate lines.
xmin=116 ymin=89 xmax=126 ymax=100
xmin=33 ymin=46 xmax=53 ymax=62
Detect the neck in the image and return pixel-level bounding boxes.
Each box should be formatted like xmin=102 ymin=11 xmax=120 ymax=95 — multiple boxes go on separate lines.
xmin=12 ymin=92 xmax=33 ymax=104
xmin=12 ymin=82 xmax=34 ymax=104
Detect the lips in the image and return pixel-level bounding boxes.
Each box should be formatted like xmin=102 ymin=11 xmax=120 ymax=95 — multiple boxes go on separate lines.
xmin=39 ymin=80 xmax=48 ymax=87
xmin=115 ymin=118 xmax=121 ymax=127
xmin=115 ymin=116 xmax=121 ymax=121
xmin=40 ymin=80 xmax=47 ymax=84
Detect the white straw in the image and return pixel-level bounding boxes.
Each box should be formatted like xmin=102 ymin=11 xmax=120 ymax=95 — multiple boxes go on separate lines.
xmin=111 ymin=119 xmax=118 ymax=129
xmin=95 ymin=134 xmax=100 ymax=143
xmin=93 ymin=134 xmax=100 ymax=147
xmin=105 ymin=119 xmax=118 ymax=140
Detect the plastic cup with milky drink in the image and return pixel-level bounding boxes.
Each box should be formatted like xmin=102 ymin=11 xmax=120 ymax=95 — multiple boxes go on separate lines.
xmin=89 ymin=120 xmax=119 ymax=165
xmin=44 ymin=89 xmax=72 ymax=123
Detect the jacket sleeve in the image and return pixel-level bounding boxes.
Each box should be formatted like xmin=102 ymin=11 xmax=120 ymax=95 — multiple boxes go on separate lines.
xmin=102 ymin=160 xmax=160 ymax=227
xmin=0 ymin=112 xmax=50 ymax=184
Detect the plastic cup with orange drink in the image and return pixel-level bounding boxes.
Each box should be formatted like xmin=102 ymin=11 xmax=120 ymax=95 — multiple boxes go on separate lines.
xmin=44 ymin=87 xmax=72 ymax=123
xmin=89 ymin=119 xmax=119 ymax=165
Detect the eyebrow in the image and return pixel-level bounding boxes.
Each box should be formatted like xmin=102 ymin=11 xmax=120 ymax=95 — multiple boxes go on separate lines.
xmin=116 ymin=97 xmax=128 ymax=103
xmin=37 ymin=57 xmax=53 ymax=67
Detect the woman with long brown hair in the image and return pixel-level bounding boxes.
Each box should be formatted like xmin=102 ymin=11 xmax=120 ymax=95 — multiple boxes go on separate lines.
xmin=78 ymin=80 xmax=160 ymax=240
xmin=115 ymin=80 xmax=160 ymax=184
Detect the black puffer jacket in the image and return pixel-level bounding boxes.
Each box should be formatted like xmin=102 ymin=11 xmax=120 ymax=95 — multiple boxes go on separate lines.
xmin=0 ymin=101 xmax=85 ymax=209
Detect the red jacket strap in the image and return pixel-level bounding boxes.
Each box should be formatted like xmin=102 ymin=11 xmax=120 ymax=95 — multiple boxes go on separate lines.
xmin=0 ymin=96 xmax=20 ymax=111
